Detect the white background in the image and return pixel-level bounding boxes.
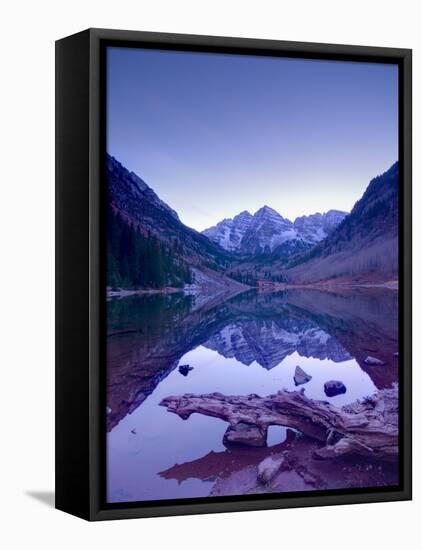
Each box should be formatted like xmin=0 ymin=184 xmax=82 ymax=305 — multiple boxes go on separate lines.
xmin=1 ymin=1 xmax=419 ymax=548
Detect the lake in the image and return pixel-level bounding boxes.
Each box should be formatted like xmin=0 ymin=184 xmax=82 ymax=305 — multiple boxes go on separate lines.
xmin=106 ymin=287 xmax=399 ymax=503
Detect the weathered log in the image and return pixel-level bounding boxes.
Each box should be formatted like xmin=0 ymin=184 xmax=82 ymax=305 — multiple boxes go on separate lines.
xmin=160 ymin=385 xmax=398 ymax=460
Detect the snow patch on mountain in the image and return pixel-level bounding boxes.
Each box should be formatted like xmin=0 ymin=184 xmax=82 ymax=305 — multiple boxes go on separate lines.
xmin=202 ymin=210 xmax=254 ymax=252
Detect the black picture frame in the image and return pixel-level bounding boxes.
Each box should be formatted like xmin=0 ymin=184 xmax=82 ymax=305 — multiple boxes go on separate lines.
xmin=55 ymin=28 xmax=412 ymax=521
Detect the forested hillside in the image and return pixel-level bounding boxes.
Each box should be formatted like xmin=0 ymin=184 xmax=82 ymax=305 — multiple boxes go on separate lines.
xmin=107 ymin=205 xmax=193 ymax=289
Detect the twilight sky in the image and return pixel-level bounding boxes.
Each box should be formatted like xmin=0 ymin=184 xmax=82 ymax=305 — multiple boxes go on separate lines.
xmin=107 ymin=47 xmax=398 ymax=231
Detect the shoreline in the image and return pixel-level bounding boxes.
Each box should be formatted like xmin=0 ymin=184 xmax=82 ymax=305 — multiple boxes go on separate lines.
xmin=256 ymin=280 xmax=398 ymax=293
xmin=107 ymin=287 xmax=184 ymax=299
xmin=107 ymin=279 xmax=398 ymax=299
xmin=107 ymin=283 xmax=250 ymax=300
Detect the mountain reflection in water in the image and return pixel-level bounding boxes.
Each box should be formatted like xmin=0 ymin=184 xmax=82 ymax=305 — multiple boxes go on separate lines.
xmin=106 ymin=288 xmax=398 ymax=503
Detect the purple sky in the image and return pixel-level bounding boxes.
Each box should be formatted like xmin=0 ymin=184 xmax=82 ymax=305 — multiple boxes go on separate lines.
xmin=107 ymin=47 xmax=398 ymax=231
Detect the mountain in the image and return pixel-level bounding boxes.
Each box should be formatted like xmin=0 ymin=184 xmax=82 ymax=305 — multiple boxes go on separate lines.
xmin=293 ymin=210 xmax=347 ymax=245
xmin=202 ymin=206 xmax=347 ymax=257
xmin=108 ymin=154 xmax=225 ymax=264
xmin=108 ymin=159 xmax=181 ymax=221
xmin=202 ymin=210 xmax=254 ymax=252
xmin=241 ymin=206 xmax=298 ymax=256
xmin=286 ymin=162 xmax=399 ymax=283
xmin=106 ymin=154 xmax=245 ymax=291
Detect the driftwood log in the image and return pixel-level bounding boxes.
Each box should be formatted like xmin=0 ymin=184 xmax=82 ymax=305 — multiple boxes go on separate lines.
xmin=160 ymin=386 xmax=398 ymax=460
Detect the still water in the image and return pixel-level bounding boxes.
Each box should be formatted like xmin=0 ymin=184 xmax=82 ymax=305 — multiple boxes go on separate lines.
xmin=106 ymin=288 xmax=398 ymax=502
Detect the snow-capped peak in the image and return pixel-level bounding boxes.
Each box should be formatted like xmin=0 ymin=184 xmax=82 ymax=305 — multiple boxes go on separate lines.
xmin=254 ymin=205 xmax=284 ymax=218
xmin=202 ymin=206 xmax=347 ymax=255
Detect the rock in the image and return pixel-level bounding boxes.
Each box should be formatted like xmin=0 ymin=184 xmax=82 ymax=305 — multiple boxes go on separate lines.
xmin=257 ymin=455 xmax=285 ymax=484
xmin=223 ymin=422 xmax=267 ymax=447
xmin=364 ymin=356 xmax=385 ymax=366
xmin=294 ymin=365 xmax=312 ymax=386
xmin=179 ymin=364 xmax=194 ymax=376
xmin=324 ymin=380 xmax=347 ymax=397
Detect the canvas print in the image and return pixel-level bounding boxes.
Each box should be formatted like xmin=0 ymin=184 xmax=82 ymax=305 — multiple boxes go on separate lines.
xmin=105 ymin=47 xmax=399 ymax=504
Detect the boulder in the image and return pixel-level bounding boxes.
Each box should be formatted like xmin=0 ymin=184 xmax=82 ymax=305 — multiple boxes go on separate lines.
xmin=324 ymin=380 xmax=347 ymax=397
xmin=223 ymin=422 xmax=267 ymax=447
xmin=364 ymin=356 xmax=385 ymax=366
xmin=257 ymin=455 xmax=285 ymax=484
xmin=294 ymin=365 xmax=312 ymax=386
xmin=179 ymin=364 xmax=194 ymax=376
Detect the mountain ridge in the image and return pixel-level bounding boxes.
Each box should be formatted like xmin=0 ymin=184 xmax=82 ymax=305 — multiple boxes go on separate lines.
xmin=107 ymin=154 xmax=233 ymax=263
xmin=106 ymin=154 xmax=249 ymax=292
xmin=285 ymin=162 xmax=399 ymax=283
xmin=202 ymin=205 xmax=347 ymax=256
